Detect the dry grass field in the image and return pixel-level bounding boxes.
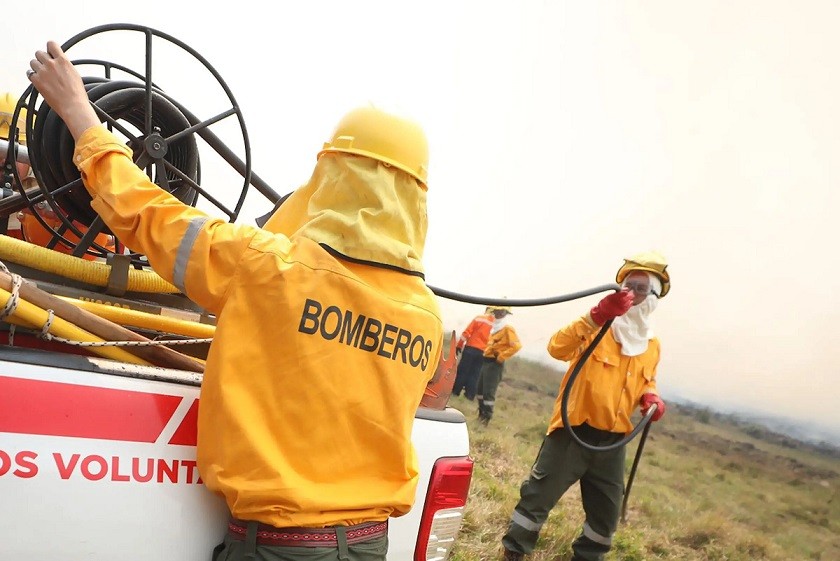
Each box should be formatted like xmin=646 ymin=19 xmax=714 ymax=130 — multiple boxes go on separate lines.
xmin=444 ymin=357 xmax=839 ymax=561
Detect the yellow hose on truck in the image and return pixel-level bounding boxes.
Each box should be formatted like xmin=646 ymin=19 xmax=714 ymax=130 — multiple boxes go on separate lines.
xmin=56 ymin=295 xmax=215 ymax=340
xmin=0 ymin=268 xmax=205 ymax=372
xmin=0 ymin=234 xmax=179 ymax=293
xmin=0 ymin=285 xmax=152 ymax=365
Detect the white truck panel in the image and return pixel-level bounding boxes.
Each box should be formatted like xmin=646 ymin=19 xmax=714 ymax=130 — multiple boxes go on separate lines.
xmin=0 ymin=351 xmax=469 ymax=560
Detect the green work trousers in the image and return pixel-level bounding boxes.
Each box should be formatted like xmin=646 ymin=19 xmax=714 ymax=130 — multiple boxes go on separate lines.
xmin=502 ymin=426 xmax=625 ymax=561
xmin=476 ymin=357 xmax=504 ymax=421
xmin=212 ymin=524 xmax=388 ymax=561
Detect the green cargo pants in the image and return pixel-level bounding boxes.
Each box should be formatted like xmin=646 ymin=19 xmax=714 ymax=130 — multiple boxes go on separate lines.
xmin=212 ymin=521 xmax=388 ymax=561
xmin=502 ymin=426 xmax=625 ymax=561
xmin=476 ymin=357 xmax=504 ymax=422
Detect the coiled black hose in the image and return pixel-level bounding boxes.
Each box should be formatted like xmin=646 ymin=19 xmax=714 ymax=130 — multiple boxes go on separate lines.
xmin=29 ymin=77 xmax=199 ymax=231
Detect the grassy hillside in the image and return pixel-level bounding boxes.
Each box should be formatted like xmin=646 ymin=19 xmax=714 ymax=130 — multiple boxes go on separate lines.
xmin=445 ymin=356 xmax=839 ymax=561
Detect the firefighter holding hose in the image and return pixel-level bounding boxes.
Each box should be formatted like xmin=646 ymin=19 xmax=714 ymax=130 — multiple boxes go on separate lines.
xmin=501 ymin=252 xmax=670 ymax=561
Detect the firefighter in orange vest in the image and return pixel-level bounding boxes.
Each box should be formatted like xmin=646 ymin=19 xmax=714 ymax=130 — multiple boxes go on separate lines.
xmin=501 ymin=252 xmax=670 ymax=561
xmin=30 ymin=42 xmax=442 ymax=561
xmin=476 ymin=305 xmax=521 ymax=424
xmin=451 ymin=306 xmax=495 ymax=400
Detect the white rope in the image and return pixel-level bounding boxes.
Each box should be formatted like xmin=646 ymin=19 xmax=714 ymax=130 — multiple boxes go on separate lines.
xmin=0 ymin=258 xmax=212 ymax=348
xmin=45 ymin=336 xmax=213 ymax=347
xmin=0 ymin=258 xmax=18 ymax=347
xmin=0 ymin=261 xmax=22 ymax=321
xmin=40 ymin=309 xmax=55 ymax=340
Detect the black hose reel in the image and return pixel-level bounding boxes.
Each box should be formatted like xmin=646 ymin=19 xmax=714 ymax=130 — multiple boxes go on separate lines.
xmin=12 ymin=23 xmax=282 ymax=266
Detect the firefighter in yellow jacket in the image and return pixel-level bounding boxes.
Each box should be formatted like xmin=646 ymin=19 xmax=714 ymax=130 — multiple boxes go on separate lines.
xmin=501 ymin=252 xmax=670 ymax=561
xmin=476 ymin=305 xmax=521 ymax=425
xmin=29 ymin=42 xmax=443 ymax=561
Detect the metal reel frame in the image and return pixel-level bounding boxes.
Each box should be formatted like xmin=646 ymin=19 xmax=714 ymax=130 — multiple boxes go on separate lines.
xmin=17 ymin=23 xmax=260 ymax=266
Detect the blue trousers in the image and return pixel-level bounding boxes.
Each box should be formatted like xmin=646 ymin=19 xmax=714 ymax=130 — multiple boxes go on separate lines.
xmin=451 ymin=346 xmax=484 ymax=400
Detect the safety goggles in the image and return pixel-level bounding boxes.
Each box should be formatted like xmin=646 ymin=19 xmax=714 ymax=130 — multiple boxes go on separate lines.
xmin=623 ymin=280 xmax=659 ymax=297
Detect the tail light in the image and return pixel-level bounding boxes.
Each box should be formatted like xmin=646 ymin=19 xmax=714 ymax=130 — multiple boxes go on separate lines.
xmin=414 ymin=455 xmax=474 ymax=561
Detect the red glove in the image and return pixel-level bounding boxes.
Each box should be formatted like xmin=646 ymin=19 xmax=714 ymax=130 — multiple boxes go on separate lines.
xmin=640 ymin=393 xmax=665 ymax=421
xmin=589 ymin=290 xmax=634 ymax=326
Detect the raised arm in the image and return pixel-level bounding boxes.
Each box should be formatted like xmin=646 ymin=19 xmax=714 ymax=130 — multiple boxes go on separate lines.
xmin=28 ymin=41 xmax=98 ymax=141
xmin=27 ymin=41 xmax=258 ymax=313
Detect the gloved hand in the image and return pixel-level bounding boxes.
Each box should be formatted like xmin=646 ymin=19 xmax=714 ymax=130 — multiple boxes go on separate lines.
xmin=589 ymin=289 xmax=635 ymax=326
xmin=455 ymin=347 xmax=462 ymax=358
xmin=640 ymin=393 xmax=666 ymax=421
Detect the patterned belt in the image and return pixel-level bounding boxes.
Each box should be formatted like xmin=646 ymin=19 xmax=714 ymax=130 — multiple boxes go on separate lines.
xmin=228 ymin=518 xmax=388 ymax=548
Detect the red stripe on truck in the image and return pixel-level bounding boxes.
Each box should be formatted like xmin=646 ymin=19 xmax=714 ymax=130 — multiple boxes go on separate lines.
xmin=169 ymin=399 xmax=199 ymax=446
xmin=0 ymin=376 xmax=182 ymax=443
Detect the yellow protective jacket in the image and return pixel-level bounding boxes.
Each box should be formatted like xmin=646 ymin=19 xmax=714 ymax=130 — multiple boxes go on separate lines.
xmin=546 ymin=315 xmax=660 ymax=435
xmin=482 ymin=325 xmax=522 ymax=363
xmin=74 ymin=126 xmax=443 ymax=527
xmin=456 ymin=313 xmax=494 ymax=352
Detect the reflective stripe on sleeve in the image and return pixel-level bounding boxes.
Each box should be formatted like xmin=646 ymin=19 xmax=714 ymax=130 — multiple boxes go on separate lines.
xmin=583 ymin=522 xmax=612 ymax=545
xmin=510 ymin=510 xmax=542 ymax=533
xmin=173 ymin=216 xmax=209 ymax=292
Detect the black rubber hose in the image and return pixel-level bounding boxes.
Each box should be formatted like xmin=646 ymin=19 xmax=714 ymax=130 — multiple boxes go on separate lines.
xmin=34 ymin=78 xmax=199 ymax=229
xmin=427 ymin=283 xmax=620 ymax=306
xmin=23 ymin=77 xmax=202 ymax=263
xmin=559 ymin=316 xmax=656 ymax=452
xmin=429 ymin=282 xmax=653 ymax=451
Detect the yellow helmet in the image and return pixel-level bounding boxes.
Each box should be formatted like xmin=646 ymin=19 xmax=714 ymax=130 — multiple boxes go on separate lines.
xmin=318 ymin=105 xmax=429 ymax=186
xmin=616 ymin=251 xmax=671 ymax=297
xmin=0 ymin=92 xmax=27 ymax=145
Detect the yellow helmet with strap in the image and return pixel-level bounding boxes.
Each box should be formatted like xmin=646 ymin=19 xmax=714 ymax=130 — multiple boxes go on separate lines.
xmin=318 ymin=105 xmax=429 ymax=187
xmin=616 ymin=251 xmax=671 ymax=297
